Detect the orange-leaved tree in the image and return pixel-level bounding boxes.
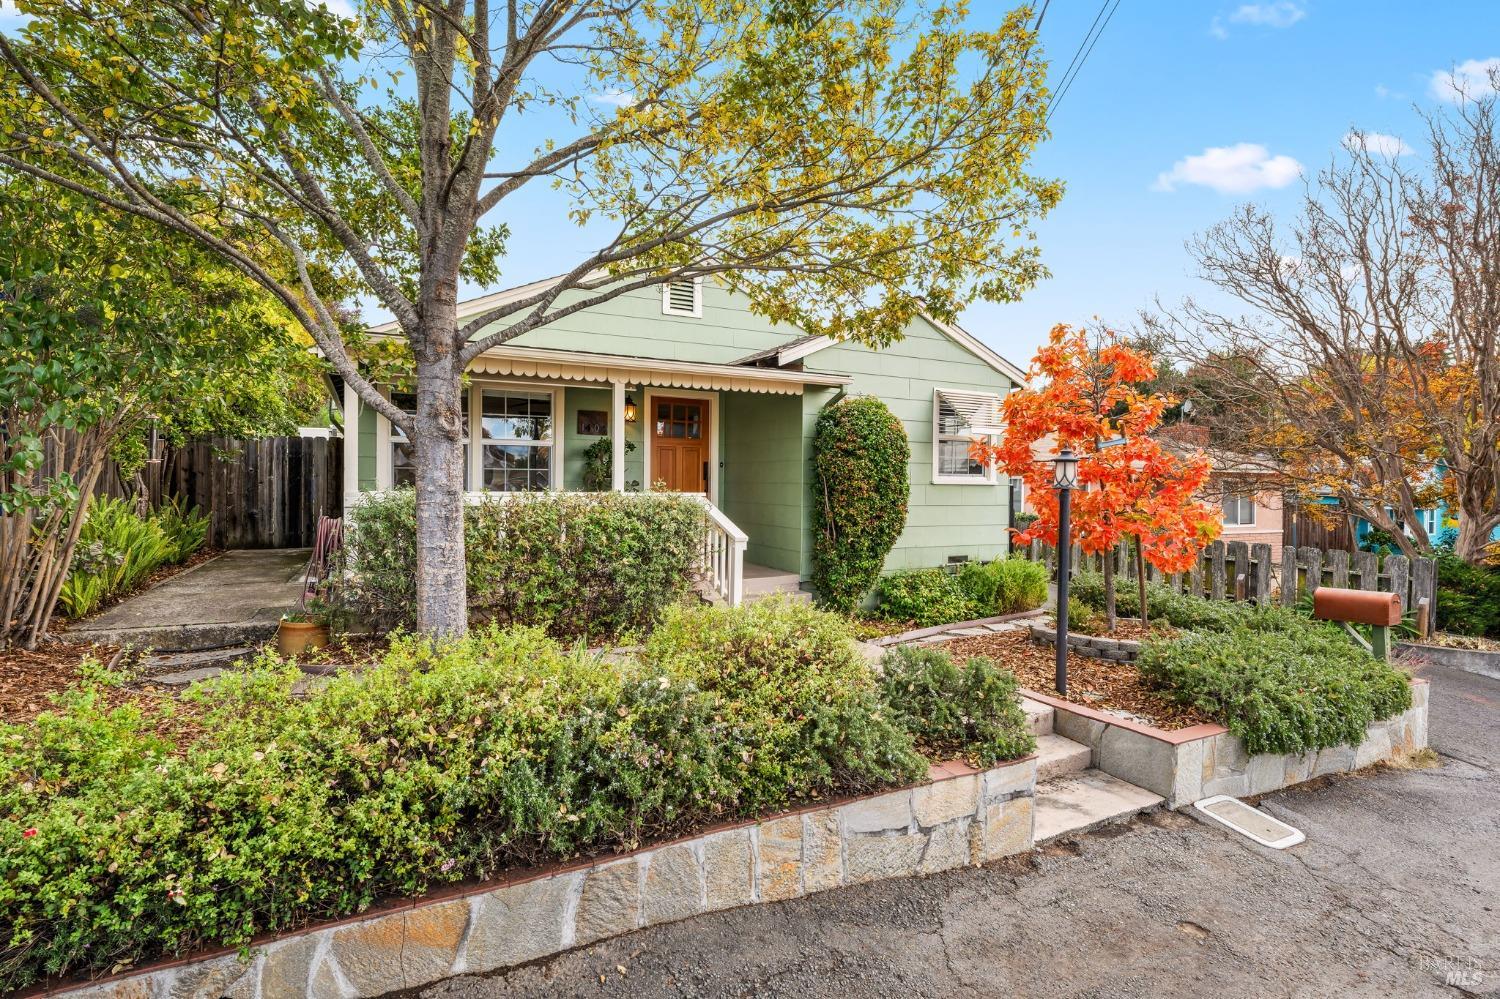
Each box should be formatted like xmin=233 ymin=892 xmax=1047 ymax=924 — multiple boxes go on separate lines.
xmin=974 ymin=325 xmax=1222 ymax=628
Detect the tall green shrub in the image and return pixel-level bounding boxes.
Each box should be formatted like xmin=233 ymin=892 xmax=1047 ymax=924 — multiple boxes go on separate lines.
xmin=812 ymin=395 xmax=910 ymax=612
xmin=876 ymin=567 xmax=975 ymax=626
xmin=958 ymin=556 xmax=1049 ymax=615
xmin=1435 ymin=552 xmax=1500 ymax=637
xmin=346 ymin=490 xmax=705 ymax=640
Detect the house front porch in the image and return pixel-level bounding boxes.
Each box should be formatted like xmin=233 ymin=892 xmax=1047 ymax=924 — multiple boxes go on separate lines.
xmin=341 ymin=345 xmax=849 ymax=605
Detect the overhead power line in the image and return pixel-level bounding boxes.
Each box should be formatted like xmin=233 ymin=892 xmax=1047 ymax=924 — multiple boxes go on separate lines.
xmin=1046 ymin=0 xmax=1122 ymax=124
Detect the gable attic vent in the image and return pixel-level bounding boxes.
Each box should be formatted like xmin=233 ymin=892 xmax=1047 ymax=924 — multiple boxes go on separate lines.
xmin=662 ymin=277 xmax=702 ymax=317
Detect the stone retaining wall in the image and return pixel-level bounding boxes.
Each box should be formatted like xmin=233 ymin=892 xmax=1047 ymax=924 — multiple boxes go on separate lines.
xmin=62 ymin=758 xmax=1038 ymax=999
xmin=1028 ymin=624 xmax=1141 ymax=663
xmin=1028 ymin=679 xmax=1429 ymax=808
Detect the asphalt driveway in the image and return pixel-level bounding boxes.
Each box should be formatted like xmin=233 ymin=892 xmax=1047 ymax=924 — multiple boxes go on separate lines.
xmin=417 ymin=661 xmax=1499 ymax=999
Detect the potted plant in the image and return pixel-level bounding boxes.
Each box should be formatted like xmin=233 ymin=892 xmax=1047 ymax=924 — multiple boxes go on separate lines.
xmin=277 ymin=597 xmax=334 ymax=656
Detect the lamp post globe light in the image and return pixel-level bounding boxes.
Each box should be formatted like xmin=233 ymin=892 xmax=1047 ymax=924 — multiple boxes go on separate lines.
xmin=1052 ymin=447 xmax=1080 ymax=695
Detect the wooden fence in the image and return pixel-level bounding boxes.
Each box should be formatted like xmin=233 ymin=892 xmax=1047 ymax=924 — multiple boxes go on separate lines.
xmin=1024 ymin=538 xmax=1437 ymax=634
xmin=159 ymin=436 xmax=342 ymax=549
xmin=79 ymin=435 xmax=342 ymax=550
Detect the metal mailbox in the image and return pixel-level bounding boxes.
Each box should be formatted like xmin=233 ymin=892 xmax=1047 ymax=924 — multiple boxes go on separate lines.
xmin=1312 ymin=587 xmax=1402 ymax=627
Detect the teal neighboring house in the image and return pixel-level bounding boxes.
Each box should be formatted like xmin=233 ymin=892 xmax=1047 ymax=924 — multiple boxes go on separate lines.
xmin=341 ymin=276 xmax=1023 ymax=604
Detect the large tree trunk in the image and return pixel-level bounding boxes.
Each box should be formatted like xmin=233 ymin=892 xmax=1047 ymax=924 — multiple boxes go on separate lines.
xmin=411 ymin=289 xmax=469 ymax=637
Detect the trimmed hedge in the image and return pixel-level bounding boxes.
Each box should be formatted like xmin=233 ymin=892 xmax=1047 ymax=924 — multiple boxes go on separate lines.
xmin=875 ymin=567 xmax=975 ymax=626
xmin=2 ymin=601 xmax=980 ymax=991
xmin=1136 ymin=609 xmax=1413 ymax=755
xmin=811 ymin=396 xmax=910 ymax=612
xmin=346 ymin=489 xmax=704 ymax=640
xmin=879 ymin=645 xmax=1037 ymax=766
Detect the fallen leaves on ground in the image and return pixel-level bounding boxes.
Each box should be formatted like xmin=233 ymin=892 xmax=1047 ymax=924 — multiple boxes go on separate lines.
xmin=941 ymin=630 xmax=1213 ymax=731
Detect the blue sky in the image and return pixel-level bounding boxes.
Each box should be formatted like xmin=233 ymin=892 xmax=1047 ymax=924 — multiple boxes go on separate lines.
xmin=971 ymin=0 xmax=1500 ymax=368
xmin=4 ymin=0 xmax=1496 ymax=371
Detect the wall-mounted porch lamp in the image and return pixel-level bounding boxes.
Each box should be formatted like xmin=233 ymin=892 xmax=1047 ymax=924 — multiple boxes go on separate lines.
xmin=624 ymin=395 xmax=638 ymax=423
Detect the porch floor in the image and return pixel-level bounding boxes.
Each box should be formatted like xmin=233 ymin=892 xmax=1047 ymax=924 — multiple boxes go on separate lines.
xmin=743 ymin=562 xmax=807 ymax=599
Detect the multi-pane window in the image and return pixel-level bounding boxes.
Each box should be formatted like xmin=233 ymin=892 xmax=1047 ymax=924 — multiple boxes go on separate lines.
xmin=654 ymin=400 xmax=703 ymax=439
xmin=935 ymin=394 xmax=991 ymax=481
xmin=1222 ymin=492 xmax=1256 ymax=526
xmin=390 ymin=391 xmax=470 ymax=488
xmin=480 ymin=388 xmax=553 ymax=491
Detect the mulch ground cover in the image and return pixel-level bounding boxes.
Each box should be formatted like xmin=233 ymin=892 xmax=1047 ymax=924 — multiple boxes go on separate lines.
xmin=942 ymin=630 xmax=1213 ymax=731
xmin=0 ymin=641 xmax=206 ymax=744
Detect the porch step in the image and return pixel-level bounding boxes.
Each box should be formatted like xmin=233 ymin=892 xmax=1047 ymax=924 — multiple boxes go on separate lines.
xmin=1035 ymin=733 xmax=1092 ymax=781
xmin=1022 ymin=696 xmax=1054 ymax=737
xmin=1033 ymin=769 xmax=1164 ymax=844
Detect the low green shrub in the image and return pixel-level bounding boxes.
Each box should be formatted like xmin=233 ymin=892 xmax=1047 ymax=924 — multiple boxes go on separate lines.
xmin=1070 ymin=570 xmax=1247 ymax=632
xmin=958 ymin=556 xmax=1049 ymax=615
xmin=879 ymin=645 xmax=1036 ymax=766
xmin=1435 ymin=552 xmax=1500 ymax=637
xmin=875 ymin=567 xmax=976 ymax=627
xmin=1 ymin=602 xmax=932 ymax=990
xmin=1136 ymin=610 xmax=1413 ymax=755
xmin=57 ymin=497 xmax=210 ymax=618
xmin=346 ymin=489 xmax=705 ymax=640
xmin=641 ymin=598 xmax=926 ymax=810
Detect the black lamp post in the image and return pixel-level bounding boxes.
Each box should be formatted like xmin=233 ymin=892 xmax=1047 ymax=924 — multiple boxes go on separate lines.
xmin=1052 ymin=447 xmax=1081 ymax=695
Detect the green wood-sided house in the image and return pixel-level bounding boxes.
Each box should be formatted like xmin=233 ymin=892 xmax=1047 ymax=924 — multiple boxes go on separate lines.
xmin=341 ymin=276 xmax=1024 ymax=605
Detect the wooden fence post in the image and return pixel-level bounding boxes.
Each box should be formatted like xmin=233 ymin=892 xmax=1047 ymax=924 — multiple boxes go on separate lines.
xmin=1281 ymin=546 xmax=1299 ymax=606
xmin=1209 ymin=541 xmax=1226 ymax=600
xmin=1351 ymin=550 xmax=1378 ymax=590
xmin=1251 ymin=543 xmax=1272 ymax=605
xmin=1412 ymin=557 xmax=1436 ymax=635
xmin=1299 ymin=547 xmax=1324 ymax=597
xmin=1385 ymin=555 xmax=1410 ymax=612
xmin=1328 ymin=549 xmax=1350 ymax=590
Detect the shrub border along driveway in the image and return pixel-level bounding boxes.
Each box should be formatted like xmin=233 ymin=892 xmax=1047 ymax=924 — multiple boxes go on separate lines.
xmin=47 ymin=757 xmax=1038 ymax=999
xmin=1024 ymin=678 xmax=1430 ymax=807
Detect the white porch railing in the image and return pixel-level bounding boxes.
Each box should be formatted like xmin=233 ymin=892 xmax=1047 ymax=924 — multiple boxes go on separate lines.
xmin=693 ymin=495 xmax=748 ymax=606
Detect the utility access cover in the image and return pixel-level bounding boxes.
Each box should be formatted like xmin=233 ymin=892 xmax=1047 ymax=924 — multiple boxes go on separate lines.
xmin=1193 ymin=795 xmax=1305 ymax=849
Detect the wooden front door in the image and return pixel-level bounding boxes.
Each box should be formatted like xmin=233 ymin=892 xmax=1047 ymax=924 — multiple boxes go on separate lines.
xmin=651 ymin=396 xmax=709 ymax=493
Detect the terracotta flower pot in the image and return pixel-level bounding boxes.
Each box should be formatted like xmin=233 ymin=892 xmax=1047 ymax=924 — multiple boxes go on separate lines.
xmin=277 ymin=620 xmax=329 ymax=657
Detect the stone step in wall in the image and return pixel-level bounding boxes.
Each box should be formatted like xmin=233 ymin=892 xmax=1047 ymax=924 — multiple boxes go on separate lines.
xmin=61 ymin=757 xmax=1039 ymax=999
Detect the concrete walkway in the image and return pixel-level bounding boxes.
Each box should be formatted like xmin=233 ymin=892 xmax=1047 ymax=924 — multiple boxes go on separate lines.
xmin=420 ymin=662 xmax=1498 ymax=998
xmin=66 ymin=549 xmax=311 ymax=651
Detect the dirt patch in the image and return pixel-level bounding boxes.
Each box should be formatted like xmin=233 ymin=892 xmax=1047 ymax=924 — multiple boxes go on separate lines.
xmin=0 ymin=642 xmax=205 ymax=743
xmin=1061 ymin=617 xmax=1177 ymax=642
xmin=0 ymin=641 xmax=119 ymax=723
xmin=941 ymin=630 xmax=1213 ymax=731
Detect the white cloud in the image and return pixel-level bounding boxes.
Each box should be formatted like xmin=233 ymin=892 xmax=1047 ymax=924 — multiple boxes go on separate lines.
xmin=0 ymin=0 xmax=32 ymax=26
xmin=1344 ymin=131 xmax=1414 ymax=157
xmin=1153 ymin=143 xmax=1304 ymax=194
xmin=1429 ymin=57 xmax=1500 ymax=102
xmin=1229 ymin=2 xmax=1306 ymax=28
xmin=1213 ymin=2 xmax=1305 ymax=36
xmin=588 ymin=90 xmax=637 ymax=108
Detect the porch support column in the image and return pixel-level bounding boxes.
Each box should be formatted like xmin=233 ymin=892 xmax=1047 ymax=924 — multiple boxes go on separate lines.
xmin=611 ymin=380 xmax=626 ymax=492
xmin=342 ymin=378 xmax=360 ymax=510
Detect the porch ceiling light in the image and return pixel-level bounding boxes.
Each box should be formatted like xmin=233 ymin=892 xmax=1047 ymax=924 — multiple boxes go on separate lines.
xmin=624 ymin=395 xmax=638 ymax=422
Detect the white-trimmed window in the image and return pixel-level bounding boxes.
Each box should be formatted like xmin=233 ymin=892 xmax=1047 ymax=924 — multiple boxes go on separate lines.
xmin=1222 ymin=492 xmax=1256 ymax=526
xmin=932 ymin=388 xmax=1001 ymax=484
xmin=479 ymin=387 xmax=555 ymax=491
xmin=390 ymin=390 xmax=469 ymax=488
xmin=661 ymin=277 xmax=702 ymax=317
